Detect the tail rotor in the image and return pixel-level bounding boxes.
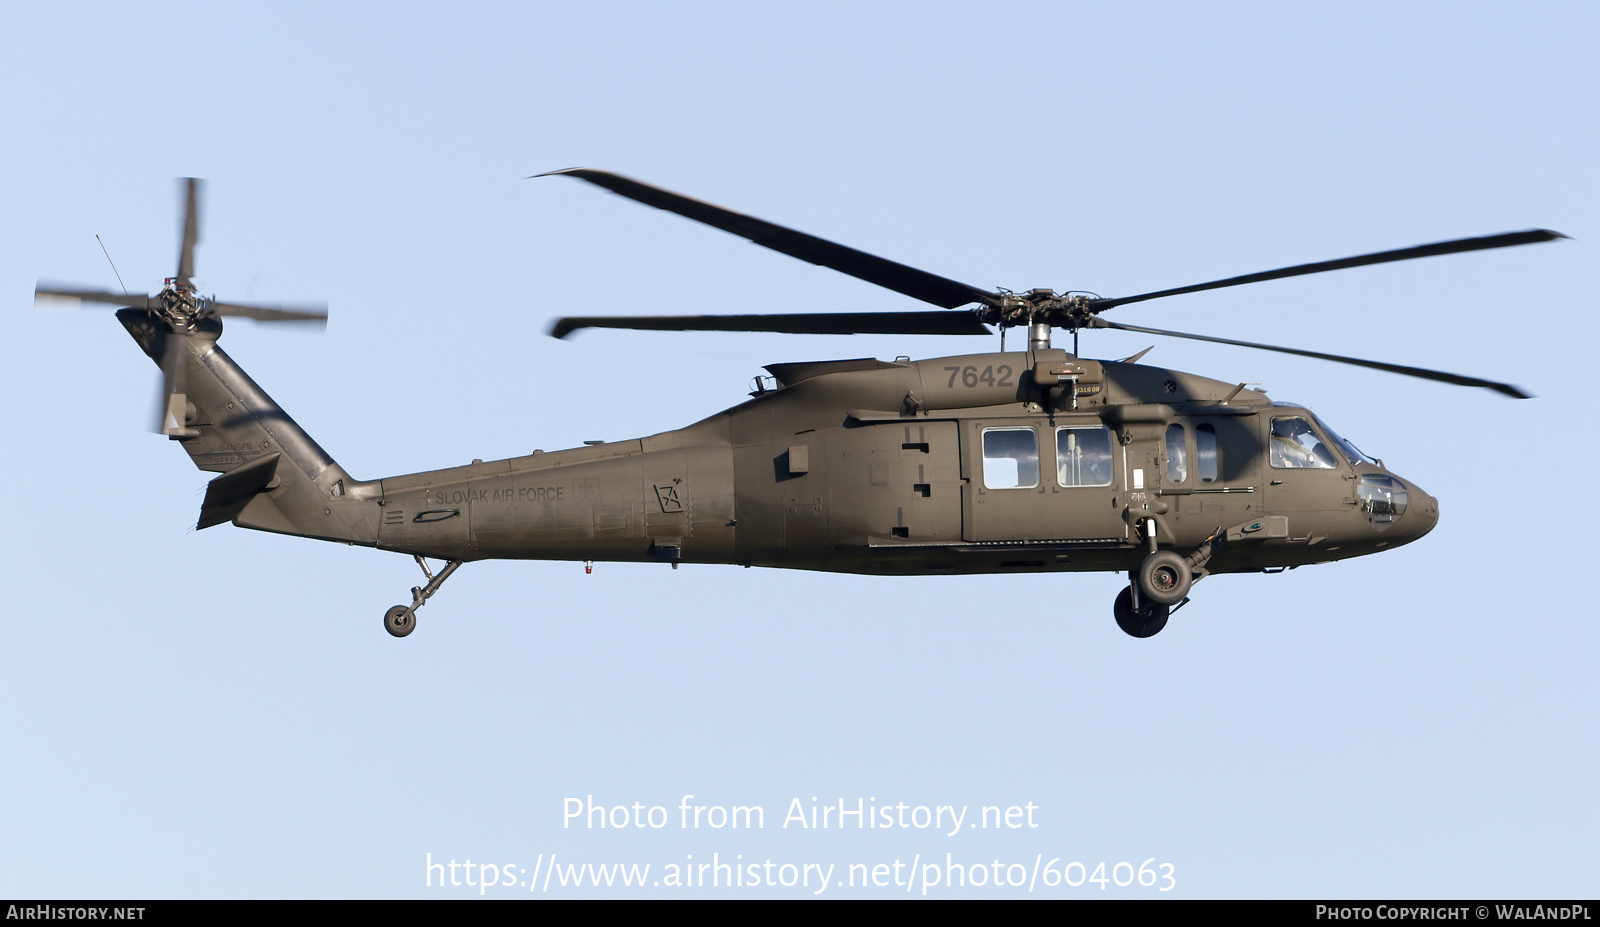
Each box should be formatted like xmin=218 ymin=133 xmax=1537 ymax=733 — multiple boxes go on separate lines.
xmin=36 ymin=178 xmax=328 ymax=435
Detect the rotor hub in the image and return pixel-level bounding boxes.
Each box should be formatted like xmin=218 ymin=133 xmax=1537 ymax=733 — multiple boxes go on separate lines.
xmin=976 ymin=291 xmax=1095 ymax=332
xmin=158 ymin=278 xmax=208 ymax=331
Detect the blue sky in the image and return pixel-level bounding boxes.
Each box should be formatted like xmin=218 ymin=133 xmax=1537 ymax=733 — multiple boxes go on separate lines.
xmin=2 ymin=2 xmax=1594 ymax=899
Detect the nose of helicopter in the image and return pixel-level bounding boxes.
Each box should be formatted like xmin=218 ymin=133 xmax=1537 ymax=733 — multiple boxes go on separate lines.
xmin=1416 ymin=488 xmax=1439 ymax=531
xmin=1401 ymin=480 xmax=1439 ymax=541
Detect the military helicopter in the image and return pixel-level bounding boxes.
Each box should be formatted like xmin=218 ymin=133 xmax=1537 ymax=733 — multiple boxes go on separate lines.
xmin=37 ymin=175 xmax=1563 ymax=639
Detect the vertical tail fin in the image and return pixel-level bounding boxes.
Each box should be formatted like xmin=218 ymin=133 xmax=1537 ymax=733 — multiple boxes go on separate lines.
xmin=118 ymin=309 xmax=381 ymax=545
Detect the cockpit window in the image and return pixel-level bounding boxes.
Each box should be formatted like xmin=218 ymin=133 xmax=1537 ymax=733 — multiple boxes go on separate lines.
xmin=1273 ymin=401 xmax=1376 ymax=466
xmin=1315 ymin=417 xmax=1377 ymax=465
xmin=1270 ymin=416 xmax=1338 ymax=469
xmin=1057 ymin=426 xmax=1114 ymax=487
xmin=983 ymin=427 xmax=1039 ymax=489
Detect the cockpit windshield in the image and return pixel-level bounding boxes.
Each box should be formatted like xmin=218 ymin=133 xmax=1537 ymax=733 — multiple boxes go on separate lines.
xmin=1313 ymin=417 xmax=1376 ymax=465
xmin=1272 ymin=402 xmax=1377 ymax=466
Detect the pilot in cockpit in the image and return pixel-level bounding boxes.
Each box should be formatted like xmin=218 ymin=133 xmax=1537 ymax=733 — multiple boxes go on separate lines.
xmin=1271 ymin=417 xmax=1337 ymax=469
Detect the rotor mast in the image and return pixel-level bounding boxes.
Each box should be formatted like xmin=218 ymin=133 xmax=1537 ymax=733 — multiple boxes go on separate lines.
xmin=979 ymin=289 xmax=1101 ymax=355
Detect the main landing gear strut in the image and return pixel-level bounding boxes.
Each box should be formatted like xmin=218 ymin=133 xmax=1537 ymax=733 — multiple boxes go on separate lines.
xmin=1114 ymin=520 xmax=1210 ymax=639
xmin=384 ymin=555 xmax=463 ymax=638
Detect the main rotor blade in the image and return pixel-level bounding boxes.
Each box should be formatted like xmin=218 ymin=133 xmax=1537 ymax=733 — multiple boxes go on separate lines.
xmin=206 ymin=300 xmax=328 ymax=324
xmin=537 ymin=168 xmax=1000 ymax=311
xmin=177 ymin=177 xmax=201 ymax=284
xmin=1086 ymin=317 xmax=1531 ymax=398
xmin=35 ymin=284 xmax=153 ymax=310
xmin=550 ymin=310 xmax=991 ymax=339
xmin=1086 ymin=229 xmax=1567 ymax=313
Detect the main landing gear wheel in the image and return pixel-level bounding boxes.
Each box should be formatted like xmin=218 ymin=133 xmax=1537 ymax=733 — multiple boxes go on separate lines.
xmin=1114 ymin=587 xmax=1170 ymax=638
xmin=384 ymin=605 xmax=416 ymax=638
xmin=1138 ymin=549 xmax=1192 ymax=607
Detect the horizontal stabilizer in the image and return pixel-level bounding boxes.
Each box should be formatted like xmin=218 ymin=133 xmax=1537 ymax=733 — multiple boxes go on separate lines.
xmin=197 ymin=452 xmax=281 ymax=530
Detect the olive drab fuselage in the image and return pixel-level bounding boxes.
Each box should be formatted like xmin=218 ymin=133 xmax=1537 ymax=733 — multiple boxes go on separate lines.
xmin=121 ymin=306 xmax=1435 ymax=594
xmin=354 ymin=347 xmax=1439 ymax=575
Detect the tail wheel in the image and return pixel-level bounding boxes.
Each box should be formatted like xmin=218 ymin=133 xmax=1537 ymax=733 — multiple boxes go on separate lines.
xmin=384 ymin=605 xmax=416 ymax=638
xmin=1114 ymin=587 xmax=1170 ymax=638
xmin=1138 ymin=550 xmax=1192 ymax=607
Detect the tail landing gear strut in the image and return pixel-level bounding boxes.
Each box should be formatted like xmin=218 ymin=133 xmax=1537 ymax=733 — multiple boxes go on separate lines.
xmin=384 ymin=555 xmax=463 ymax=638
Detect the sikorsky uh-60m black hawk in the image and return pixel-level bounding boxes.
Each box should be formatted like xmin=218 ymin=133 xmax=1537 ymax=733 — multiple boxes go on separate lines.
xmin=37 ymin=174 xmax=1564 ymax=638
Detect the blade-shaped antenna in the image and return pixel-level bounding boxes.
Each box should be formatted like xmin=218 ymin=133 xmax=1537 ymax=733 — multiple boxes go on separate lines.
xmin=1086 ymin=317 xmax=1530 ymax=398
xmin=177 ymin=177 xmax=201 ymax=285
xmin=1086 ymin=230 xmax=1567 ymax=313
xmin=536 ymin=168 xmax=1000 ymax=311
xmin=550 ymin=310 xmax=990 ymax=339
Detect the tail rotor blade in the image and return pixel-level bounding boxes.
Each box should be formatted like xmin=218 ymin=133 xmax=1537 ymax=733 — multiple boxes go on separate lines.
xmin=155 ymin=334 xmax=192 ymax=436
xmin=35 ymin=284 xmax=152 ymax=310
xmin=177 ymin=178 xmax=201 ymax=284
xmin=206 ymin=299 xmax=328 ymax=325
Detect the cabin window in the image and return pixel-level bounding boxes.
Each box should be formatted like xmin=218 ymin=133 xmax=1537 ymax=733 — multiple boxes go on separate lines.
xmin=1197 ymin=424 xmax=1219 ymax=484
xmin=1056 ymin=426 xmax=1114 ymax=487
xmin=1270 ymin=416 xmax=1338 ymax=469
xmin=1165 ymin=424 xmax=1187 ymax=484
xmin=982 ymin=427 xmax=1039 ymax=489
